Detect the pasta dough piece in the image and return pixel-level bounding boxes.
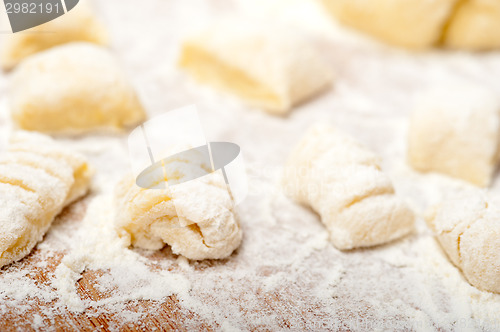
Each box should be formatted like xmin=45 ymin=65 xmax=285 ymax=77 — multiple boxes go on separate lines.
xmin=321 ymin=0 xmax=458 ymax=49
xmin=443 ymin=0 xmax=500 ymax=50
xmin=178 ymin=20 xmax=332 ymax=114
xmin=9 ymin=43 xmax=146 ymax=134
xmin=283 ymin=125 xmax=414 ymax=250
xmin=114 ymin=166 xmax=242 ymax=260
xmin=407 ymin=84 xmax=500 ymax=187
xmin=7 ymin=132 xmax=91 ymax=204
xmin=0 ymin=1 xmax=107 ymax=70
xmin=426 ymin=192 xmax=500 ymax=293
xmin=0 ymin=132 xmax=92 ymax=268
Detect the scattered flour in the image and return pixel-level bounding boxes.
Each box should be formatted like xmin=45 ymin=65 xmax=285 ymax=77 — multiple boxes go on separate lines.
xmin=0 ymin=0 xmax=499 ymax=330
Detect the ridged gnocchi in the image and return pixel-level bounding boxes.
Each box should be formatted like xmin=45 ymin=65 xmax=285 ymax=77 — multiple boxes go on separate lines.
xmin=0 ymin=132 xmax=92 ymax=268
xmin=114 ymin=167 xmax=242 ymax=260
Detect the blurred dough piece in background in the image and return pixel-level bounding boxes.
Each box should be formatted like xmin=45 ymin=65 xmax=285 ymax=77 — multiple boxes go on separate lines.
xmin=321 ymin=0 xmax=500 ymax=50
xmin=179 ymin=19 xmax=332 ymax=115
xmin=426 ymin=192 xmax=500 ymax=294
xmin=283 ymin=124 xmax=414 ymax=250
xmin=0 ymin=0 xmax=108 ymax=70
xmin=114 ymin=170 xmax=242 ymax=261
xmin=407 ymin=83 xmax=500 ymax=187
xmin=443 ymin=0 xmax=500 ymax=50
xmin=0 ymin=131 xmax=92 ymax=268
xmin=9 ymin=43 xmax=146 ymax=135
xmin=320 ymin=0 xmax=458 ymax=49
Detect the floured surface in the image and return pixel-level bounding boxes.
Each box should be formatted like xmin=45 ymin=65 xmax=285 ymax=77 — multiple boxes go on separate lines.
xmin=0 ymin=0 xmax=500 ymax=331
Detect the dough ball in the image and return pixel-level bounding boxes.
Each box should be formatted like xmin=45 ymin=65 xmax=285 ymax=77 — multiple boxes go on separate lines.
xmin=114 ymin=167 xmax=242 ymax=260
xmin=407 ymin=83 xmax=500 ymax=187
xmin=426 ymin=192 xmax=500 ymax=293
xmin=179 ymin=20 xmax=332 ymax=114
xmin=321 ymin=0 xmax=458 ymax=49
xmin=283 ymin=124 xmax=415 ymax=250
xmin=0 ymin=131 xmax=92 ymax=268
xmin=444 ymin=0 xmax=500 ymax=50
xmin=0 ymin=1 xmax=108 ymax=70
xmin=9 ymin=43 xmax=146 ymax=134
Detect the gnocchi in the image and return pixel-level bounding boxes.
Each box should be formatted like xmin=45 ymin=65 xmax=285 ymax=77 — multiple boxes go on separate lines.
xmin=283 ymin=125 xmax=415 ymax=250
xmin=0 ymin=131 xmax=92 ymax=268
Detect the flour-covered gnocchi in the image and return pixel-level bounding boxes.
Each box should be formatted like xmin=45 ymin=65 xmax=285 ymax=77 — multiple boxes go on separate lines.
xmin=408 ymin=84 xmax=500 ymax=187
xmin=179 ymin=20 xmax=332 ymax=114
xmin=9 ymin=43 xmax=146 ymax=134
xmin=283 ymin=124 xmax=414 ymax=250
xmin=114 ymin=167 xmax=242 ymax=260
xmin=426 ymin=192 xmax=500 ymax=293
xmin=0 ymin=132 xmax=92 ymax=268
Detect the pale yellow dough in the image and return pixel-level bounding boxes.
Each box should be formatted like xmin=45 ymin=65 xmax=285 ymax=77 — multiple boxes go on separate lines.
xmin=426 ymin=192 xmax=500 ymax=293
xmin=407 ymin=84 xmax=500 ymax=187
xmin=9 ymin=43 xmax=146 ymax=134
xmin=114 ymin=165 xmax=242 ymax=260
xmin=0 ymin=1 xmax=108 ymax=70
xmin=321 ymin=0 xmax=458 ymax=49
xmin=0 ymin=132 xmax=92 ymax=268
xmin=444 ymin=0 xmax=500 ymax=50
xmin=322 ymin=0 xmax=500 ymax=50
xmin=179 ymin=20 xmax=332 ymax=114
xmin=283 ymin=124 xmax=415 ymax=250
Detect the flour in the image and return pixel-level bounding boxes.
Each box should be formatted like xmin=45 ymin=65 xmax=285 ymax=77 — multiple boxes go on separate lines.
xmin=1 ymin=0 xmax=500 ymax=330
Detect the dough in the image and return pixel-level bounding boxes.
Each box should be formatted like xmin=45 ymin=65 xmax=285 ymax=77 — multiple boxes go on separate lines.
xmin=407 ymin=84 xmax=500 ymax=187
xmin=0 ymin=1 xmax=108 ymax=70
xmin=178 ymin=20 xmax=332 ymax=114
xmin=321 ymin=0 xmax=500 ymax=50
xmin=0 ymin=131 xmax=92 ymax=268
xmin=321 ymin=0 xmax=458 ymax=49
xmin=114 ymin=164 xmax=242 ymax=260
xmin=9 ymin=43 xmax=146 ymax=134
xmin=426 ymin=192 xmax=500 ymax=293
xmin=444 ymin=0 xmax=500 ymax=50
xmin=283 ymin=124 xmax=414 ymax=250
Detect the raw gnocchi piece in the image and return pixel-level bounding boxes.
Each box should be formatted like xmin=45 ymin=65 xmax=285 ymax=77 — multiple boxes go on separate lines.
xmin=0 ymin=1 xmax=108 ymax=70
xmin=321 ymin=0 xmax=458 ymax=49
xmin=178 ymin=20 xmax=332 ymax=114
xmin=114 ymin=168 xmax=242 ymax=260
xmin=426 ymin=192 xmax=500 ymax=293
xmin=9 ymin=43 xmax=146 ymax=134
xmin=283 ymin=125 xmax=414 ymax=250
xmin=444 ymin=0 xmax=500 ymax=50
xmin=0 ymin=132 xmax=92 ymax=268
xmin=407 ymin=84 xmax=500 ymax=187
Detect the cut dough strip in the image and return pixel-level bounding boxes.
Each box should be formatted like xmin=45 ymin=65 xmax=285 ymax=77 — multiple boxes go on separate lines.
xmin=407 ymin=83 xmax=500 ymax=187
xmin=0 ymin=132 xmax=92 ymax=268
xmin=283 ymin=124 xmax=414 ymax=250
xmin=179 ymin=20 xmax=332 ymax=114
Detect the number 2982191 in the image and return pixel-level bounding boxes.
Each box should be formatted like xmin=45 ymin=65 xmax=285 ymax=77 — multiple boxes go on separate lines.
xmin=5 ymin=2 xmax=62 ymax=14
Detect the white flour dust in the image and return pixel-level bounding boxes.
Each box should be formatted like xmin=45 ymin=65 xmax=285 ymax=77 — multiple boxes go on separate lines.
xmin=0 ymin=0 xmax=499 ymax=330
